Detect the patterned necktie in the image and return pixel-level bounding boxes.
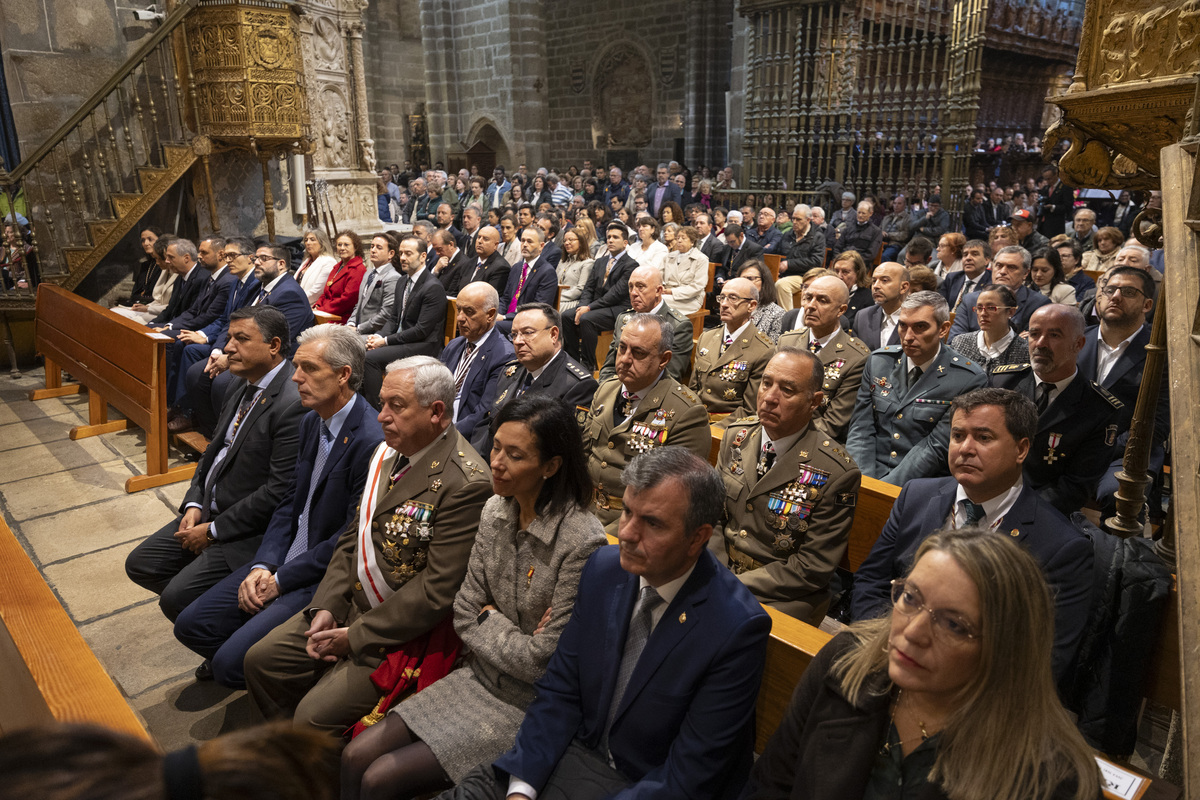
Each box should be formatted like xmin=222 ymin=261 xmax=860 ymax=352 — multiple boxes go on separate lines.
xmin=808 ymin=335 xmax=821 ymax=355
xmin=722 ymin=333 xmax=734 ymax=355
xmin=400 ymin=278 xmax=414 ymax=324
xmin=508 ymin=262 xmax=529 ymax=314
xmin=961 ymin=499 xmax=986 ymax=527
xmin=286 ymin=422 xmax=333 ymax=564
xmin=254 ymin=288 xmax=268 ymax=305
xmin=363 ymin=268 xmax=376 ymax=292
xmin=1036 ymin=382 xmax=1051 ymax=414
xmin=605 ymin=585 xmax=664 ymax=743
xmin=757 ymin=440 xmax=776 ymax=478
xmin=454 ymin=342 xmax=477 ymax=394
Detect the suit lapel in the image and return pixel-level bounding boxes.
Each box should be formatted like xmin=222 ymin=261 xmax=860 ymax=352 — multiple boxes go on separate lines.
xmin=603 ymin=571 xmax=640 ymax=710
xmin=216 ymin=364 xmax=288 ymax=482
xmin=376 ymin=431 xmax=452 ymax=513
xmin=1103 ymin=326 xmax=1149 ymax=389
xmin=1038 ymin=378 xmax=1078 ymax=432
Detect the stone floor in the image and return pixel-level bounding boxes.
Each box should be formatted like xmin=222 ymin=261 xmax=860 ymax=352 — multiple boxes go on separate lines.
xmin=0 ymin=366 xmax=254 ymax=749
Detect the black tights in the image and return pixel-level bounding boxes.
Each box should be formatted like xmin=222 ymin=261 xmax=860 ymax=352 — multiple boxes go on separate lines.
xmin=340 ymin=713 xmax=452 ymax=800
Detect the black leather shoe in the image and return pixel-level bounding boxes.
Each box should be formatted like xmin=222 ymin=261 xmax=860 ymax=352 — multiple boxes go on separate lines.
xmin=194 ymin=660 xmax=214 ymax=681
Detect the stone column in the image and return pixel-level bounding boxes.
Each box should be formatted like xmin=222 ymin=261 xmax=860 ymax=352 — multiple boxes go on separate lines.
xmin=417 ymin=0 xmax=461 ymax=163
xmin=344 ymin=20 xmax=376 ymax=173
xmin=506 ymin=0 xmax=549 ymax=168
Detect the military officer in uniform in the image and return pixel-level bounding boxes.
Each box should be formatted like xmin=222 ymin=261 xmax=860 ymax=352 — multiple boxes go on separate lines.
xmin=243 ymin=357 xmax=493 ymax=740
xmin=691 ymin=276 xmax=774 ymax=422
xmin=711 ymin=348 xmax=860 ymax=623
xmin=777 ymin=274 xmax=871 ymax=442
xmin=581 ymin=313 xmax=710 ymax=532
xmin=469 ymin=302 xmax=597 ymax=454
xmin=598 ymin=265 xmax=694 ymax=383
xmin=991 ymin=305 xmax=1123 ymax=515
xmin=847 ymin=291 xmax=987 ymax=486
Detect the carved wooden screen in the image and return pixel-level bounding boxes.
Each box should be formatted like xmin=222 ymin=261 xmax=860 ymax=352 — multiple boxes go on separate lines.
xmin=742 ymin=0 xmax=988 ymax=214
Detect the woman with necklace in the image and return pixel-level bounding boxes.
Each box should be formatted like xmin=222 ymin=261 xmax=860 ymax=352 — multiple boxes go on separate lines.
xmin=741 ymin=528 xmax=1101 ymax=800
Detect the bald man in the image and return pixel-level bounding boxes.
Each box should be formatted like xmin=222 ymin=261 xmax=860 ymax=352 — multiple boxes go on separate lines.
xmin=599 ymin=266 xmax=694 ymax=383
xmin=850 ymin=262 xmax=910 ymax=350
xmin=692 ymin=276 xmax=774 ymax=422
xmin=438 ymin=281 xmax=515 ymax=441
xmin=777 ymin=275 xmax=871 ymax=441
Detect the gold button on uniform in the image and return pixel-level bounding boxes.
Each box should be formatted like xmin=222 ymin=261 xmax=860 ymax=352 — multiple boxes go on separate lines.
xmin=354 ymin=581 xmax=363 ymax=591
xmin=739 ymin=529 xmax=748 ymax=538
xmin=893 ymin=433 xmax=900 ymax=439
xmin=890 ymin=450 xmax=897 ymax=458
xmin=746 ymin=503 xmax=754 ymax=512
xmin=607 ymin=442 xmax=615 ymax=449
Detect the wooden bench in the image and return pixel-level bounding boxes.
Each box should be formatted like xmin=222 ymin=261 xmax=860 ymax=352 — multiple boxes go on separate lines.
xmin=444 ymin=298 xmax=458 ymax=345
xmin=29 ymin=285 xmax=197 ymax=493
xmin=763 ymin=254 xmax=782 ymax=282
xmin=0 ymin=516 xmax=148 ymax=738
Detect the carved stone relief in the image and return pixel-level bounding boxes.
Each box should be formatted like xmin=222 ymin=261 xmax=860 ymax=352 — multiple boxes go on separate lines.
xmin=592 ymin=43 xmax=654 ymax=149
xmin=312 ymin=15 xmax=345 ymax=71
xmin=1096 ymin=1 xmax=1200 ymax=86
xmin=315 ymin=84 xmax=351 ymax=168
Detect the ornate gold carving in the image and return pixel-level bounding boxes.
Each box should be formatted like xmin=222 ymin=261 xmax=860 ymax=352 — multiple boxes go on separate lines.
xmin=1080 ymin=1 xmax=1200 ymax=90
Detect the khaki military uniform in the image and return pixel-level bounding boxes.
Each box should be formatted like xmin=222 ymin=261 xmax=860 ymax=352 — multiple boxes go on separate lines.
xmin=711 ymin=418 xmax=860 ymax=623
xmin=777 ymin=326 xmax=871 ymax=442
xmin=581 ymin=376 xmax=711 ymax=532
xmin=244 ymin=428 xmax=493 ymax=739
xmin=598 ymin=302 xmax=695 ymax=384
xmin=691 ymin=322 xmax=774 ymax=422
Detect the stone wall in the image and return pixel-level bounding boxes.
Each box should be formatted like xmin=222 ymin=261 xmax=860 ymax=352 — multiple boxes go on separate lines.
xmin=0 ymin=0 xmax=149 ymax=157
xmin=362 ymin=0 xmax=424 ymax=165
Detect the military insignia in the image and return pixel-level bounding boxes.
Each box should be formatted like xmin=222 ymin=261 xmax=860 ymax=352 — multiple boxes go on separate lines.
xmin=723 ymin=388 xmax=737 ymax=400
xmin=798 ymin=450 xmax=809 ymax=459
xmin=430 ymin=461 xmax=439 ymax=468
xmin=773 ymin=532 xmax=795 ymax=552
xmin=593 ymin=404 xmax=604 ymax=417
xmin=678 ymin=613 xmax=687 ymax=623
xmin=1044 ymin=432 xmax=1063 ymax=464
xmin=575 ymin=405 xmax=589 ymax=426
xmin=699 ymin=347 xmax=709 ymax=356
xmin=496 ymin=389 xmax=508 ymax=404
xmin=382 ymin=501 xmax=436 ymax=579
xmin=431 ymin=479 xmax=442 ymax=493
xmin=836 ymin=492 xmax=856 ymax=507
xmin=505 ymin=365 xmax=517 ymax=377
xmin=1105 ymin=424 xmax=1117 ymax=447
xmin=463 ymin=458 xmax=485 ymax=475
xmin=732 ymin=428 xmax=751 ymax=448
xmin=937 ymin=365 xmax=945 ymax=373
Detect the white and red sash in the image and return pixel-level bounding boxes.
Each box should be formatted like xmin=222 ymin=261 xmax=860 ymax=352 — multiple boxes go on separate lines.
xmin=355 ymin=443 xmax=412 ymax=608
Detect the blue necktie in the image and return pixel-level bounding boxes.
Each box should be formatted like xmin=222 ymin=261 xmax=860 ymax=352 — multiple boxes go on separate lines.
xmin=286 ymin=422 xmax=333 ymax=563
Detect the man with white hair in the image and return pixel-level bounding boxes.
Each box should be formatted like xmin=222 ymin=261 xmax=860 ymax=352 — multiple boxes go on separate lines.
xmin=1114 ymin=242 xmax=1162 ymax=295
xmin=1070 ymin=207 xmax=1098 ymax=253
xmin=831 ymin=200 xmax=883 ymax=263
xmin=244 ymin=356 xmax=492 ymax=740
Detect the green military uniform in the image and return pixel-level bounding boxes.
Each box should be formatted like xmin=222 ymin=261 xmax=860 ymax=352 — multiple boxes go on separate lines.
xmin=581 ymin=375 xmax=710 ymax=532
xmin=711 ymin=417 xmax=861 ymax=623
xmin=691 ymin=322 xmax=774 ymax=422
xmin=777 ymin=326 xmax=871 ymax=442
xmin=244 ymin=428 xmax=493 ymax=739
xmin=598 ymin=302 xmax=695 ymax=383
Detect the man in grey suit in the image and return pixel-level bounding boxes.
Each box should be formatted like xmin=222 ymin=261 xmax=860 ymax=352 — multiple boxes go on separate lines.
xmin=348 ymin=233 xmax=401 ymax=336
xmin=126 ymin=305 xmax=306 ymax=621
xmin=847 ymin=291 xmax=987 ymax=486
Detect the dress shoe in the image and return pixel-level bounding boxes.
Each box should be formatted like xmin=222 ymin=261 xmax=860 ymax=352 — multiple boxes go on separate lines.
xmin=194 ymin=659 xmax=214 ymax=681
xmin=168 ymin=415 xmax=194 ymax=433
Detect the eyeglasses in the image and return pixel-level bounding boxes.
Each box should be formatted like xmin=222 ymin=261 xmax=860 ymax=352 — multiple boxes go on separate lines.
xmin=972 ymin=304 xmax=1014 ymax=314
xmin=890 ymin=579 xmax=980 ymax=643
xmin=512 ymin=326 xmax=550 ymax=342
xmin=1098 ymin=285 xmax=1145 ymax=299
xmin=716 ymin=294 xmax=750 ymax=306
xmin=251 ymin=256 xmax=277 ymax=264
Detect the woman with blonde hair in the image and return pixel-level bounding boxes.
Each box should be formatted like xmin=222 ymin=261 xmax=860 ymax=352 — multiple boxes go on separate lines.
xmin=295 ymin=227 xmax=338 ymax=303
xmin=556 ymin=226 xmax=594 ymax=314
xmin=742 ymin=528 xmax=1102 ymax=800
xmin=572 ymin=214 xmax=603 ymax=258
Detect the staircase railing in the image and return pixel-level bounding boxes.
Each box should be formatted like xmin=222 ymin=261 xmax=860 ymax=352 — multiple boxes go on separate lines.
xmin=0 ymin=0 xmax=199 ymax=306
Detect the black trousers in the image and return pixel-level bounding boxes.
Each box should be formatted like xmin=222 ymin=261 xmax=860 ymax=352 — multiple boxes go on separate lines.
xmin=435 ymin=742 xmax=630 ymax=800
xmin=562 ymin=306 xmax=620 ymax=370
xmin=124 ymin=517 xmax=234 ymax=622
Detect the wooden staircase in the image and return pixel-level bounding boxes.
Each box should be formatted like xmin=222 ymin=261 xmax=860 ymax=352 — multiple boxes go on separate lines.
xmin=0 ymin=0 xmax=199 ymax=311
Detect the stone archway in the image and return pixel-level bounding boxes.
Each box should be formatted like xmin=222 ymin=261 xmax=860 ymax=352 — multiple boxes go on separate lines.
xmin=466 ymin=119 xmax=513 ymax=173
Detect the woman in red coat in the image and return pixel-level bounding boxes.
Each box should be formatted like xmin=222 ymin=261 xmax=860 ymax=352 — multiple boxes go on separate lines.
xmin=313 ymin=230 xmax=366 ymax=323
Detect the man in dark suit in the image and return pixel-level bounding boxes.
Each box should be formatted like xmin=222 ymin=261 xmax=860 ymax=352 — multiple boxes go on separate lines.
xmin=430 ymin=228 xmax=471 ymax=292
xmin=850 ymin=262 xmax=909 ymax=350
xmin=471 ymin=303 xmax=597 ymax=455
xmin=647 ymin=162 xmax=683 ymax=218
xmin=744 ymin=207 xmax=784 ymax=254
xmin=962 ymin=188 xmax=989 ymax=240
xmin=450 ymin=225 xmax=510 ymax=297
xmin=534 ymin=213 xmax=563 ymax=269
xmin=564 ymin=223 xmax=639 ymax=369
xmin=830 ymin=201 xmax=883 ymax=264
xmin=172 ymin=325 xmax=383 ymax=686
xmin=439 ymin=282 xmax=514 ymax=441
xmin=939 ymin=239 xmax=991 ymax=313
xmin=598 ymin=265 xmax=693 ymax=383
xmin=1077 ymin=266 xmax=1169 ymax=514
xmin=434 ymin=202 xmax=465 ymax=249
xmin=446 ymin=446 xmax=771 ymax=800
xmin=460 ymin=206 xmax=483 ymax=259
xmin=695 ymin=212 xmax=727 ymax=265
xmin=496 ymin=226 xmax=558 ymax=336
xmin=1039 ymin=164 xmax=1074 ymax=238
xmin=991 ymin=305 xmax=1123 ymax=515
xmin=149 ymin=238 xmax=209 ymax=328
xmin=948 ymin=245 xmax=1050 ymax=337
xmin=851 ymin=387 xmax=1093 ymax=680
xmin=981 ymin=186 xmax=1011 ymax=230
xmin=178 ymin=242 xmax=315 ymax=437
xmin=778 ymin=204 xmax=824 ymax=279
xmin=363 ymin=234 xmax=449 ymax=406
xmin=126 ymin=305 xmax=306 ymax=623
xmin=156 ymin=237 xmax=237 ymax=347
xmin=718 ymin=224 xmax=763 ymax=286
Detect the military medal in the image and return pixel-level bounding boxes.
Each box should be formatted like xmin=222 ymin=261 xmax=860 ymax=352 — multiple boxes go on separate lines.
xmin=723 ymin=388 xmax=737 ymax=400
xmin=1045 ymin=433 xmax=1063 ymax=464
xmin=773 ymin=532 xmax=795 ymax=551
xmin=505 ymin=365 xmax=516 ymax=377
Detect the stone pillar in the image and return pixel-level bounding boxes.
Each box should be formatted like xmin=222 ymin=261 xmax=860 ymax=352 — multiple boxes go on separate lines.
xmin=345 ymin=20 xmax=376 ymax=174
xmin=685 ymin=0 xmax=734 ymax=169
xmin=728 ymin=11 xmax=750 ymax=180
xmin=417 ymin=0 xmax=459 ymax=163
xmin=506 ymin=0 xmax=550 ymax=168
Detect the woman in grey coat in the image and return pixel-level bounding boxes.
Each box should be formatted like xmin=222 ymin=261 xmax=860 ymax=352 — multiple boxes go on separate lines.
xmin=341 ymin=394 xmax=606 ymax=800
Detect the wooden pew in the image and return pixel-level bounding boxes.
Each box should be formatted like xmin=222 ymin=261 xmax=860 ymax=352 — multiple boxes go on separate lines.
xmin=0 ymin=516 xmax=148 ymax=738
xmin=444 ymin=298 xmax=458 ymax=345
xmin=29 ymin=285 xmax=196 ymax=494
xmin=707 ymin=262 xmax=719 ymax=293
xmin=763 ymin=254 xmax=782 ymax=281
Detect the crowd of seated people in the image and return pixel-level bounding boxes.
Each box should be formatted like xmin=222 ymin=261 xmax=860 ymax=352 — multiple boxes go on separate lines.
xmin=57 ymin=157 xmax=1172 ymax=799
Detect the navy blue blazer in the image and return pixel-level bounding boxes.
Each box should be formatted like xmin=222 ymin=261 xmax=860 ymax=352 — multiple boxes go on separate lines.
xmin=850 ymin=477 xmax=1093 ymax=680
xmin=439 ymin=330 xmax=514 ymax=440
xmin=494 ymin=546 xmax=771 ymax=799
xmin=948 ymin=284 xmax=1050 ymax=337
xmin=212 ymin=273 xmax=315 ymax=356
xmin=453 ymin=251 xmax=511 ymax=298
xmin=250 ymin=393 xmax=384 ymax=592
xmin=540 ymin=240 xmax=562 ymax=270
xmin=171 ymin=267 xmax=237 ymax=332
xmin=647 ymin=181 xmax=683 ymax=218
xmin=151 ymin=264 xmax=206 ymax=326
xmin=499 ymin=256 xmax=558 ymax=320
xmin=198 ymin=274 xmax=260 ymax=343
xmin=939 ymin=268 xmax=991 ymax=311
xmin=849 ymin=304 xmax=899 ymax=351
xmin=1077 ymin=323 xmax=1169 ymax=447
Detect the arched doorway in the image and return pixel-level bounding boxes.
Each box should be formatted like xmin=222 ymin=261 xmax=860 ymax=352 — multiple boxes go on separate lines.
xmin=466 ymin=120 xmax=513 ymax=175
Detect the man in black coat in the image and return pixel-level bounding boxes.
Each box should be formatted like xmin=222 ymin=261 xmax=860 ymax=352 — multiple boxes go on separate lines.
xmin=695 ymin=212 xmax=728 ymax=265
xmin=362 ymin=234 xmax=449 ymax=406
xmin=450 ymin=225 xmax=510 ymax=297
xmin=718 ymin=223 xmax=763 ymax=286
xmin=126 ymin=305 xmax=306 ymax=622
xmin=1039 ymin=164 xmax=1075 ymax=238
xmin=563 ymin=223 xmax=639 ymax=369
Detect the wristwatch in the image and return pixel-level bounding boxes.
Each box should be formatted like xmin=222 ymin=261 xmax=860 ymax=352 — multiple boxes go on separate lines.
xmin=205 ymin=529 xmax=216 ymax=543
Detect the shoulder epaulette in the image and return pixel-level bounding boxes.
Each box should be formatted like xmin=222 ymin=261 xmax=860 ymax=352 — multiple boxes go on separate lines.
xmin=1092 ymin=382 xmax=1125 ymax=410
xmin=876 ymin=345 xmax=904 ymax=355
xmin=991 ymin=363 xmax=1032 ymax=374
xmin=566 ymin=361 xmax=592 ymax=380
xmin=730 ymin=414 xmax=759 ymax=426
xmin=844 ymin=336 xmax=871 ymax=356
xmin=675 ymin=383 xmax=701 ymax=405
xmin=755 ymin=331 xmax=773 ymax=347
xmin=821 ymin=438 xmax=856 ymax=469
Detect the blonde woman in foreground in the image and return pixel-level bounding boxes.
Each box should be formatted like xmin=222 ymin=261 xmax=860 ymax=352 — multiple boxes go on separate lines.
xmin=741 ymin=527 xmax=1101 ymax=800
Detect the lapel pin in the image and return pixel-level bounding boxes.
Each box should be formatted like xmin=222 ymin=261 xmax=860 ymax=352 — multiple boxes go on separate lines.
xmin=1010 ymin=528 xmax=1019 ymax=537
xmin=431 ymin=460 xmax=440 ymax=468
xmin=678 ymin=612 xmax=687 ymax=623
